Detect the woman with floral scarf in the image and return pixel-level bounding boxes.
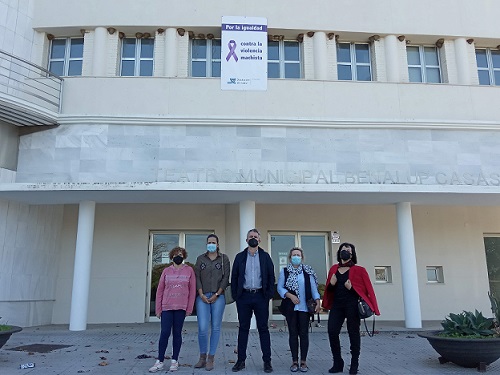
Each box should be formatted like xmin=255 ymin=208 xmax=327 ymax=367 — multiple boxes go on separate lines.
xmin=277 ymin=247 xmax=321 ymax=372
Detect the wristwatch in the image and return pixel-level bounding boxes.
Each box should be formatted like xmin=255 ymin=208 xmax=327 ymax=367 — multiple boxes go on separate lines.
xmin=215 ymin=292 xmax=220 ymax=297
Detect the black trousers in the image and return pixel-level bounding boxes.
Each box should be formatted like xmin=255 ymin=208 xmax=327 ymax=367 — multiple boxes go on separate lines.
xmin=285 ymin=310 xmax=311 ymax=362
xmin=236 ymin=291 xmax=271 ymax=362
xmin=327 ymin=302 xmax=361 ymax=360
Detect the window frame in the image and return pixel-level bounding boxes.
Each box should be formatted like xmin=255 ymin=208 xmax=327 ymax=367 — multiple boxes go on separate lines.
xmin=426 ymin=266 xmax=444 ymax=283
xmin=476 ymin=48 xmax=500 ymax=86
xmin=406 ymin=45 xmax=442 ymax=83
xmin=267 ymin=40 xmax=302 ymax=79
xmin=189 ymin=38 xmax=222 ymax=78
xmin=374 ymin=266 xmax=392 ymax=283
xmin=120 ymin=37 xmax=155 ymax=77
xmin=48 ymin=37 xmax=84 ymax=77
xmin=336 ymin=42 xmax=372 ymax=81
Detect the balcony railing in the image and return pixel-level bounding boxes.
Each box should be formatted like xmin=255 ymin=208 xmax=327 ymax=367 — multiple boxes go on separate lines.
xmin=0 ymin=49 xmax=63 ymax=125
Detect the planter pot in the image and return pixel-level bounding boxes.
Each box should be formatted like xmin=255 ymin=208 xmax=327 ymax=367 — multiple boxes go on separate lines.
xmin=0 ymin=326 xmax=22 ymax=350
xmin=418 ymin=330 xmax=500 ymax=372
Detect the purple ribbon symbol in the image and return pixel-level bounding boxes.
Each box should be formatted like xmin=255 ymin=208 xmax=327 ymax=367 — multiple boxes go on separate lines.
xmin=226 ymin=40 xmax=238 ymax=62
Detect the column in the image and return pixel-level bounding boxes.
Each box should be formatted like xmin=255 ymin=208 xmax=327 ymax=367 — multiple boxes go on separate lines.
xmin=92 ymin=27 xmax=107 ymax=76
xmin=164 ymin=27 xmax=178 ymax=77
xmin=69 ymin=201 xmax=96 ymax=331
xmin=396 ymin=202 xmax=422 ymax=328
xmin=454 ymin=37 xmax=472 ymax=85
xmin=239 ymin=200 xmax=257 ymax=329
xmin=313 ymin=31 xmax=327 ymax=80
xmin=384 ymin=34 xmax=399 ymax=82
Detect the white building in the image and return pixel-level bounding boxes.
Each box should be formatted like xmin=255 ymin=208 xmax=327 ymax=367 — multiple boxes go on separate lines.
xmin=1 ymin=0 xmax=500 ymax=330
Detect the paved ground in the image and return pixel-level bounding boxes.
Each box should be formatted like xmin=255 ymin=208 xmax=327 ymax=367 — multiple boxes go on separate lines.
xmin=1 ymin=320 xmax=499 ymax=374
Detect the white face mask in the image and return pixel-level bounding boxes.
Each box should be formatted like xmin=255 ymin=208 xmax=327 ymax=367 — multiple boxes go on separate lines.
xmin=207 ymin=243 xmax=217 ymax=252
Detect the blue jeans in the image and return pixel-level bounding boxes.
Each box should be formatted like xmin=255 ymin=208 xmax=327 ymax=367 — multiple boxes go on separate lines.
xmin=158 ymin=310 xmax=186 ymax=362
xmin=196 ymin=292 xmax=226 ymax=355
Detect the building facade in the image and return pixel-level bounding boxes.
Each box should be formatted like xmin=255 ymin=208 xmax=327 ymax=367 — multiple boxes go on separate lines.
xmin=1 ymin=0 xmax=500 ymax=330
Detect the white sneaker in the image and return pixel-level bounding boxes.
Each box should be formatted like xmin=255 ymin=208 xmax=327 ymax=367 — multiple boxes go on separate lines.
xmin=149 ymin=360 xmax=164 ymax=373
xmin=169 ymin=359 xmax=179 ymax=371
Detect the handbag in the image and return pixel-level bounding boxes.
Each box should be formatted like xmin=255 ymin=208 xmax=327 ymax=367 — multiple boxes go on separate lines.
xmin=306 ymin=298 xmax=317 ymax=315
xmin=278 ymin=296 xmax=295 ymax=316
xmin=358 ymin=298 xmax=373 ymax=319
xmin=221 ymin=254 xmax=234 ymax=305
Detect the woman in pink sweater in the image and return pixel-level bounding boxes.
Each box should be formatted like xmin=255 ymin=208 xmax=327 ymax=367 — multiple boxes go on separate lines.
xmin=149 ymin=246 xmax=196 ymax=373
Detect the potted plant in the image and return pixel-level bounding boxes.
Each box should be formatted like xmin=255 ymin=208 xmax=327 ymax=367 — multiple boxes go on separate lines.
xmin=418 ymin=293 xmax=500 ymax=372
xmin=0 ymin=318 xmax=22 ymax=350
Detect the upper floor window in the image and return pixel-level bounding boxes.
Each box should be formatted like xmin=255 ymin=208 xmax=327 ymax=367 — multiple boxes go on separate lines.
xmin=120 ymin=38 xmax=154 ymax=76
xmin=190 ymin=39 xmax=221 ymax=77
xmin=407 ymin=46 xmax=441 ymax=83
xmin=476 ymin=49 xmax=500 ymax=86
xmin=337 ymin=43 xmax=372 ymax=81
xmin=268 ymin=41 xmax=301 ymax=79
xmin=48 ymin=38 xmax=83 ymax=76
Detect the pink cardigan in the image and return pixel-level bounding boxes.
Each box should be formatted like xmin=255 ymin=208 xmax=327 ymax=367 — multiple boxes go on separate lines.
xmin=156 ymin=264 xmax=196 ymax=316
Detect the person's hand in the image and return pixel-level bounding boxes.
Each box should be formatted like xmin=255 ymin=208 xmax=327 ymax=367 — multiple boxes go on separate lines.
xmin=344 ymin=279 xmax=352 ymax=290
xmin=156 ymin=313 xmax=161 ymax=319
xmin=207 ymin=294 xmax=218 ymax=304
xmin=330 ymin=274 xmax=337 ymax=286
xmin=314 ymin=300 xmax=321 ymax=314
xmin=200 ymin=294 xmax=210 ymax=304
xmin=186 ymin=311 xmax=192 ymax=316
xmin=287 ymin=293 xmax=300 ymax=305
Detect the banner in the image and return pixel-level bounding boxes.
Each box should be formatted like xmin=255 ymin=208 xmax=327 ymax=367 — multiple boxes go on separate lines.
xmin=221 ymin=16 xmax=268 ymax=91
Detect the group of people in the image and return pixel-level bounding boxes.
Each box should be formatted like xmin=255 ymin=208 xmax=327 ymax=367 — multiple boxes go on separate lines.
xmin=149 ymin=229 xmax=380 ymax=374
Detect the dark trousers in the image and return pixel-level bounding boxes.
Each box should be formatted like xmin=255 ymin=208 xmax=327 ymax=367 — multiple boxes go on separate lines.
xmin=327 ymin=303 xmax=361 ymax=360
xmin=158 ymin=310 xmax=186 ymax=362
xmin=236 ymin=291 xmax=271 ymax=362
xmin=285 ymin=310 xmax=311 ymax=362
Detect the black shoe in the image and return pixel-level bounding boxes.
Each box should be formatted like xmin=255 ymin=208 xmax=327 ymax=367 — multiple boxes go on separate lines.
xmin=232 ymin=360 xmax=245 ymax=372
xmin=264 ymin=361 xmax=273 ymax=373
xmin=328 ymin=358 xmax=344 ymax=373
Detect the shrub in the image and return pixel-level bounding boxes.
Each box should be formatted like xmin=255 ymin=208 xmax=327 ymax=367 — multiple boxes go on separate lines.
xmin=440 ymin=310 xmax=496 ymax=338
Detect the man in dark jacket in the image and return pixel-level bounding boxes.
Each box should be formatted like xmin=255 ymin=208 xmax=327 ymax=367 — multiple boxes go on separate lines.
xmin=231 ymin=228 xmax=275 ymax=373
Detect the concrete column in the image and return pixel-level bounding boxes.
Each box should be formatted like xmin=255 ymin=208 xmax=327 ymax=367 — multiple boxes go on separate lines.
xmin=396 ymin=202 xmax=422 ymax=329
xmin=164 ymin=27 xmax=178 ymax=77
xmin=69 ymin=201 xmax=96 ymax=331
xmin=384 ymin=34 xmax=399 ymax=82
xmin=454 ymin=37 xmax=471 ymax=85
xmin=92 ymin=27 xmax=108 ymax=76
xmin=313 ymin=31 xmax=328 ymax=80
xmin=239 ymin=200 xmax=257 ymax=329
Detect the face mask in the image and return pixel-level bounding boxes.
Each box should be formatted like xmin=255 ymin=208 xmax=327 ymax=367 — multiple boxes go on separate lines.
xmin=291 ymin=255 xmax=302 ymax=266
xmin=173 ymin=255 xmax=183 ymax=265
xmin=207 ymin=243 xmax=217 ymax=253
xmin=248 ymin=238 xmax=259 ymax=248
xmin=340 ymin=249 xmax=351 ymax=261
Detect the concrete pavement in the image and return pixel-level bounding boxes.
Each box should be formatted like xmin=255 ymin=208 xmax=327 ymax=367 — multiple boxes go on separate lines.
xmin=1 ymin=320 xmax=499 ymax=374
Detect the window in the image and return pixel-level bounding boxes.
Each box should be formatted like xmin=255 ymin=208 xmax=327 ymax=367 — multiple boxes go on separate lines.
xmin=426 ymin=266 xmax=444 ymax=283
xmin=190 ymin=39 xmax=221 ymax=77
xmin=268 ymin=41 xmax=301 ymax=79
xmin=374 ymin=266 xmax=392 ymax=283
xmin=48 ymin=38 xmax=84 ymax=76
xmin=148 ymin=231 xmax=213 ymax=318
xmin=483 ymin=236 xmax=500 ymax=299
xmin=120 ymin=38 xmax=154 ymax=76
xmin=476 ymin=49 xmax=500 ymax=86
xmin=337 ymin=43 xmax=372 ymax=81
xmin=407 ymin=46 xmax=441 ymax=83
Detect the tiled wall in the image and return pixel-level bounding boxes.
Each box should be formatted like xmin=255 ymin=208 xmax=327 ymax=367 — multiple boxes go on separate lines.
xmin=0 ymin=200 xmax=64 ymax=326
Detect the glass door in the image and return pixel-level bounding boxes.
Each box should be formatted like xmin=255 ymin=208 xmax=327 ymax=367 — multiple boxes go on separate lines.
xmin=269 ymin=232 xmax=329 ymax=315
xmin=484 ymin=236 xmax=500 ymax=300
xmin=146 ymin=231 xmax=212 ymax=321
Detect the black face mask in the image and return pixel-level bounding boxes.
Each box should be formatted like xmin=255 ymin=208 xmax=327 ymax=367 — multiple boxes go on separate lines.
xmin=173 ymin=255 xmax=183 ymax=265
xmin=340 ymin=250 xmax=351 ymax=261
xmin=248 ymin=238 xmax=259 ymax=248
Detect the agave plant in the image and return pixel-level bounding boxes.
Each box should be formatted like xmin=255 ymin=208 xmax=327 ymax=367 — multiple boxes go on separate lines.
xmin=440 ymin=310 xmax=496 ymax=338
xmin=489 ymin=292 xmax=500 ymax=335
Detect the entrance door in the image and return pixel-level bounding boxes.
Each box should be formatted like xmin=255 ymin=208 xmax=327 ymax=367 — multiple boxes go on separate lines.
xmin=484 ymin=236 xmax=500 ymax=299
xmin=146 ymin=231 xmax=212 ymax=321
xmin=269 ymin=232 xmax=330 ymax=315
